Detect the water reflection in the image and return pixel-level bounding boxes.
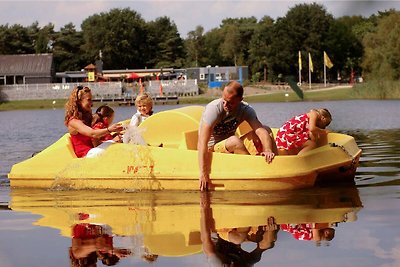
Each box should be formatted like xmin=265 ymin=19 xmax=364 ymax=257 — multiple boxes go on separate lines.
xmin=9 ymin=186 xmax=362 ymax=266
xmin=70 ymin=223 xmax=131 ymax=266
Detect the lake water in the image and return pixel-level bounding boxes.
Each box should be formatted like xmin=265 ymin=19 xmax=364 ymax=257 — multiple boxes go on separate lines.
xmin=0 ymin=100 xmax=399 ymax=267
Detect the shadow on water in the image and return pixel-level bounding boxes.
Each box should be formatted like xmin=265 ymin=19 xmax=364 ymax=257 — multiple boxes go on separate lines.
xmin=7 ymin=186 xmax=362 ymax=266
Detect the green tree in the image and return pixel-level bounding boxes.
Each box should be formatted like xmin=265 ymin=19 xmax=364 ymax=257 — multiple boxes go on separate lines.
xmin=81 ymin=8 xmax=148 ymax=69
xmin=0 ymin=24 xmax=34 ymax=54
xmin=362 ymin=11 xmax=400 ymax=80
xmin=185 ymin=25 xmax=206 ymax=67
xmin=248 ymin=16 xmax=274 ymax=81
xmin=202 ymin=28 xmax=226 ymax=67
xmin=323 ymin=17 xmax=364 ymax=81
xmin=266 ymin=3 xmax=333 ymax=80
xmin=220 ymin=17 xmax=258 ymax=66
xmin=52 ymin=23 xmax=84 ymax=71
xmin=146 ymin=16 xmax=185 ymax=68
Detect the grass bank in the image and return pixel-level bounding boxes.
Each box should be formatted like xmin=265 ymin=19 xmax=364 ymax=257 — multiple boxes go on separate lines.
xmin=180 ymin=86 xmax=360 ymax=104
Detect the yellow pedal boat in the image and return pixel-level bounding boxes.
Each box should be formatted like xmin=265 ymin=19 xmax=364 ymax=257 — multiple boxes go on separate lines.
xmin=8 ymin=106 xmax=362 ymax=191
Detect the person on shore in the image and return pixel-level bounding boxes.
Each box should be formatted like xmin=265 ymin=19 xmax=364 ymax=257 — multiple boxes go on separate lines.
xmin=64 ymin=86 xmax=123 ymax=158
xmin=275 ymin=108 xmax=332 ymax=155
xmin=198 ymin=81 xmax=277 ymax=191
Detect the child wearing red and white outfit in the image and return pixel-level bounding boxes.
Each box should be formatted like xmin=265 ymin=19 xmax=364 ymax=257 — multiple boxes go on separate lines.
xmin=275 ymin=108 xmax=332 ymax=155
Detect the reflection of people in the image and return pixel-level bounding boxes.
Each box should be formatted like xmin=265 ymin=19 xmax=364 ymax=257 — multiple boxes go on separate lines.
xmin=200 ymin=192 xmax=278 ymax=266
xmin=280 ymin=222 xmax=335 ymax=245
xmin=69 ymin=223 xmax=131 ymax=267
xmin=275 ymin=108 xmax=332 ymax=155
xmin=64 ymin=86 xmax=123 ymax=158
xmin=198 ymin=81 xmax=277 ymax=191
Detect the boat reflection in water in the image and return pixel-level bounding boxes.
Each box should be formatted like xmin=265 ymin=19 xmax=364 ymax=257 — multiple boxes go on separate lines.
xmin=9 ymin=186 xmax=362 ymax=266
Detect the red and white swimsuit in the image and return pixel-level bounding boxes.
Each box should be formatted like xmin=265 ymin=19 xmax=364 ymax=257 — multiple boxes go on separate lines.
xmin=275 ymin=113 xmax=310 ymax=150
xmin=280 ymin=223 xmax=313 ymax=241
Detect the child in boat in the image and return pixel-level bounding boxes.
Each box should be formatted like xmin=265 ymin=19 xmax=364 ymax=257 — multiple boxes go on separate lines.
xmin=129 ymin=92 xmax=154 ymax=127
xmin=91 ymin=105 xmax=121 ymax=147
xmin=123 ymin=92 xmax=154 ymax=144
xmin=275 ymin=108 xmax=332 ymax=155
xmin=86 ymin=105 xmax=122 ymax=158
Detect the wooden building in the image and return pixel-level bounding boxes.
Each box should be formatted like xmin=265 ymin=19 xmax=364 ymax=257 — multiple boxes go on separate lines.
xmin=0 ymin=54 xmax=54 ymax=85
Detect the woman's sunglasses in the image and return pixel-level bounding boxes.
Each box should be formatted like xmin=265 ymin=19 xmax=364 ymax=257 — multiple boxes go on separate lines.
xmin=76 ymin=86 xmax=90 ymax=100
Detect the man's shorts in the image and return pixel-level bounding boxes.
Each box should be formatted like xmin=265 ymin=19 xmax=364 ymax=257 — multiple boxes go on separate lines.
xmin=212 ymin=131 xmax=262 ymax=155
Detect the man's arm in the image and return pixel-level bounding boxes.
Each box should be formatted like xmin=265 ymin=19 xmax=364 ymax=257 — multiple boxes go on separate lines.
xmin=198 ymin=122 xmax=213 ymax=191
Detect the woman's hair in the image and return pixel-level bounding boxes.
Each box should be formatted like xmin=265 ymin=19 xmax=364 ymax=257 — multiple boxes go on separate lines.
xmin=135 ymin=92 xmax=153 ymax=108
xmin=69 ymin=247 xmax=97 ymax=267
xmin=92 ymin=105 xmax=115 ymax=126
xmin=64 ymin=86 xmax=92 ymax=126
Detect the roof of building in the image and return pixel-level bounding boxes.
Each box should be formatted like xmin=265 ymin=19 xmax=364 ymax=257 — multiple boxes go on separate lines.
xmin=0 ymin=54 xmax=53 ymax=76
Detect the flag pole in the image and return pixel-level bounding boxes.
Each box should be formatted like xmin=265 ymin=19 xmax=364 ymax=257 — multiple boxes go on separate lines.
xmin=324 ymin=54 xmax=327 ymax=87
xmin=298 ymin=51 xmax=302 ymax=85
xmin=308 ymin=52 xmax=312 ymax=90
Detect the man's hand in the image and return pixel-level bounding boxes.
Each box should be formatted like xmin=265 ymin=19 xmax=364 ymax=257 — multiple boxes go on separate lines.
xmin=260 ymin=151 xmax=275 ymax=164
xmin=199 ymin=173 xmax=211 ymax=191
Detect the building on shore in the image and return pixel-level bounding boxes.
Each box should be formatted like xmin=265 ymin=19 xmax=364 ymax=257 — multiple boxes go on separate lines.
xmin=0 ymin=54 xmax=54 ymax=85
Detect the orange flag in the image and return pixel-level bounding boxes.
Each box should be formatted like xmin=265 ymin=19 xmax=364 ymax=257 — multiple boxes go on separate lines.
xmin=139 ymin=79 xmax=144 ymax=94
xmin=159 ymin=82 xmax=164 ymax=97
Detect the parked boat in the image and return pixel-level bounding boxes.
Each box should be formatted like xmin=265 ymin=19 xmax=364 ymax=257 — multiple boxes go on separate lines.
xmin=8 ymin=106 xmax=362 ymax=190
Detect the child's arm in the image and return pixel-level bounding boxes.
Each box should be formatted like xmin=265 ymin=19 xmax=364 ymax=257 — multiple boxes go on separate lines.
xmin=308 ymin=110 xmax=329 ymax=135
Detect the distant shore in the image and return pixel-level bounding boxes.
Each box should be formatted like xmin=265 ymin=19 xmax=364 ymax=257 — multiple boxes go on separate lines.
xmin=0 ymin=83 xmax=397 ymax=111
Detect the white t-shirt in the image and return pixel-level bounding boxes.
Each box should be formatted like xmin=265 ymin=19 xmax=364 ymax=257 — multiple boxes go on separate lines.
xmin=129 ymin=111 xmax=149 ymax=127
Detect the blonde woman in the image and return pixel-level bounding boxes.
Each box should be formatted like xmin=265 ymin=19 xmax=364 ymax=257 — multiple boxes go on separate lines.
xmin=64 ymin=86 xmax=123 ymax=158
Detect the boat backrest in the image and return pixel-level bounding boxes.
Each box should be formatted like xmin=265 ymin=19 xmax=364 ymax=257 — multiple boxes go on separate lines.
xmin=179 ymin=130 xmax=199 ymax=150
xmin=139 ymin=106 xmax=204 ymax=148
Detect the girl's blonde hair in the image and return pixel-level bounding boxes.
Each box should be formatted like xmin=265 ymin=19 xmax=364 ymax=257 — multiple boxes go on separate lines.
xmin=314 ymin=108 xmax=332 ymax=126
xmin=135 ymin=92 xmax=153 ymax=108
xmin=92 ymin=105 xmax=115 ymax=126
xmin=64 ymin=86 xmax=92 ymax=126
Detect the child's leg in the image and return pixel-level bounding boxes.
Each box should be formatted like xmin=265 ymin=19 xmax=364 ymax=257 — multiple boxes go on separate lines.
xmin=298 ymin=140 xmax=317 ymax=155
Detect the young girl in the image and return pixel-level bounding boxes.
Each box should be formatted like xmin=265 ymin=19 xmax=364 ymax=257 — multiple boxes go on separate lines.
xmin=123 ymin=93 xmax=154 ymax=144
xmin=129 ymin=92 xmax=154 ymax=127
xmin=275 ymin=108 xmax=332 ymax=155
xmin=91 ymin=105 xmax=120 ymax=147
xmin=64 ymin=86 xmax=123 ymax=158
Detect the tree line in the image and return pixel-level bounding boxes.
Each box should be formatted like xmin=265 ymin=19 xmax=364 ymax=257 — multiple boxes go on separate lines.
xmin=1 ymin=3 xmax=399 ymax=82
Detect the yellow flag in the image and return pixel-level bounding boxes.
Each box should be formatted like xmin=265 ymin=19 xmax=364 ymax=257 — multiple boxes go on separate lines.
xmin=324 ymin=51 xmax=334 ymax=68
xmin=308 ymin=53 xmax=313 ymax=72
xmin=298 ymin=51 xmax=302 ymax=71
xmin=88 ymin=71 xmax=95 ymax=82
